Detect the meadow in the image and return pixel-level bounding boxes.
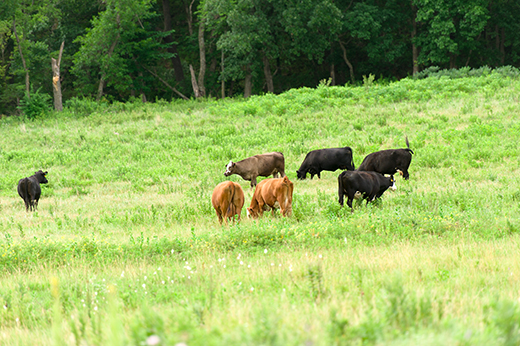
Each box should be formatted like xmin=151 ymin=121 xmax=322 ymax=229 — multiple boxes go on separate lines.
xmin=1 ymin=67 xmax=520 ymax=345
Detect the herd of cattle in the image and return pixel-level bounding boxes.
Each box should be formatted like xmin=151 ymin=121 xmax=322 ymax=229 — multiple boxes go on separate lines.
xmin=16 ymin=139 xmax=413 ymax=225
xmin=212 ymin=138 xmax=414 ymax=224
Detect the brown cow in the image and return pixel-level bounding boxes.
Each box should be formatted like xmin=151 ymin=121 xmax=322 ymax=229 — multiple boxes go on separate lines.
xmin=211 ymin=181 xmax=245 ymax=225
xmin=247 ymin=176 xmax=294 ymax=219
xmin=224 ymin=152 xmax=285 ymax=187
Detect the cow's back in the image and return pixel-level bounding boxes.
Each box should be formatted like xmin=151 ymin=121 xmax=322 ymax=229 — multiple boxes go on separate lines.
xmin=255 ymin=152 xmax=285 ymax=177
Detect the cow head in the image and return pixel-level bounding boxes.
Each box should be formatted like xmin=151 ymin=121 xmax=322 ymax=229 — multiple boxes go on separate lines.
xmin=35 ymin=170 xmax=49 ymax=184
xmin=296 ymin=169 xmax=306 ymax=180
xmin=388 ymin=175 xmax=396 ymax=191
xmin=246 ymin=207 xmax=258 ymax=219
xmin=224 ymin=161 xmax=235 ymax=177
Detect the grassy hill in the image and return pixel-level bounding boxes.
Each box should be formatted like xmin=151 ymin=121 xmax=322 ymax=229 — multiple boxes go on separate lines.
xmin=1 ymin=68 xmax=520 ymax=345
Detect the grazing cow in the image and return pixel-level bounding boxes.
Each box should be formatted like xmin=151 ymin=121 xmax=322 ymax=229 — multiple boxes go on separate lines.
xmin=357 ymin=137 xmax=414 ymax=180
xmin=338 ymin=170 xmax=396 ymax=211
xmin=211 ymin=181 xmax=245 ymax=225
xmin=224 ymin=152 xmax=285 ymax=188
xmin=247 ymin=176 xmax=294 ymax=219
xmin=297 ymin=146 xmax=355 ymax=180
xmin=17 ymin=170 xmax=48 ymax=212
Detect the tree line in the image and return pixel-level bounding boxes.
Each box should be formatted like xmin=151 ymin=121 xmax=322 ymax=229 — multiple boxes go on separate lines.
xmin=1 ymin=0 xmax=519 ymax=115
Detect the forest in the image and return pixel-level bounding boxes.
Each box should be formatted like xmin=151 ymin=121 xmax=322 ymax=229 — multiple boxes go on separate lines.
xmin=1 ymin=0 xmax=520 ymax=116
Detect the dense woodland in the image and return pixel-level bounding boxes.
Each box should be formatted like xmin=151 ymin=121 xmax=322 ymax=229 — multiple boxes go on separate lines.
xmin=1 ymin=0 xmax=519 ymax=116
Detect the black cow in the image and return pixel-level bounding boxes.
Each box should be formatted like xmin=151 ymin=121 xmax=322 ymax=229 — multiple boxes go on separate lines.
xmin=357 ymin=137 xmax=414 ymax=180
xmin=338 ymin=170 xmax=396 ymax=211
xmin=17 ymin=170 xmax=48 ymax=212
xmin=296 ymin=147 xmax=355 ymax=180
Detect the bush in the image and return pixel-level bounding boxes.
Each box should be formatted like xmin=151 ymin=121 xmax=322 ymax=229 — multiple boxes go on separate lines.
xmin=18 ymin=89 xmax=52 ymax=119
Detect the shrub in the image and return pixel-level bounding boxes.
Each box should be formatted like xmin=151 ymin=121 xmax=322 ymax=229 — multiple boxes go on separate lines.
xmin=18 ymin=89 xmax=52 ymax=119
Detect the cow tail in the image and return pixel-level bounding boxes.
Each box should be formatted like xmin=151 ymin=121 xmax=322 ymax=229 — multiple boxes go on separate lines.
xmin=405 ymin=136 xmax=414 ymax=154
xmin=281 ymin=176 xmax=291 ymax=215
xmin=338 ymin=174 xmax=344 ymax=206
xmin=227 ymin=184 xmax=236 ymax=218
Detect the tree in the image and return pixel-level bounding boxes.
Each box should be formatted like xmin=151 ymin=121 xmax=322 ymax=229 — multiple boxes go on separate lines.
xmin=414 ymin=0 xmax=489 ymax=68
xmin=72 ymin=0 xmax=175 ymax=101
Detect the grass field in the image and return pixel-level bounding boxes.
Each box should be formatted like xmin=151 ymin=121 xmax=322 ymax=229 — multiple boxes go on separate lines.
xmin=1 ymin=69 xmax=520 ymax=345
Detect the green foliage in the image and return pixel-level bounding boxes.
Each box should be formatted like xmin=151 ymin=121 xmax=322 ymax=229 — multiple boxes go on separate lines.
xmin=18 ymin=88 xmax=52 ymax=119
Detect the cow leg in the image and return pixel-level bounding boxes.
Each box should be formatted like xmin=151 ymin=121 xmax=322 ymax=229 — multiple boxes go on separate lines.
xmin=317 ymin=172 xmax=321 ymax=179
xmin=216 ymin=210 xmax=224 ymax=225
xmin=24 ymin=198 xmax=30 ymax=212
xmin=347 ymin=198 xmax=354 ymax=212
xmin=273 ymin=172 xmax=279 ymax=178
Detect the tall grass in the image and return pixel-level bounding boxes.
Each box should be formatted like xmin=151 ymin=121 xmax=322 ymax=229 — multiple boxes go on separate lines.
xmin=1 ymin=68 xmax=520 ymax=344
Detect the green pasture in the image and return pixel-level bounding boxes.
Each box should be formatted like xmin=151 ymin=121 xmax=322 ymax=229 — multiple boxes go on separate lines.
xmin=1 ymin=70 xmax=520 ymax=345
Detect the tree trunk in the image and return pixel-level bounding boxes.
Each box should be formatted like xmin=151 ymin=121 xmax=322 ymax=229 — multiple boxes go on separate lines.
xmin=500 ymin=27 xmax=505 ymax=65
xmin=13 ymin=19 xmax=30 ymax=98
xmin=163 ymin=0 xmax=184 ymax=82
xmin=97 ymin=34 xmax=120 ymax=101
xmin=189 ymin=64 xmax=201 ymax=98
xmin=262 ymin=54 xmax=274 ymax=93
xmin=244 ymin=67 xmax=252 ymax=98
xmin=330 ymin=63 xmax=336 ymax=86
xmin=221 ymin=50 xmax=225 ymax=99
xmin=411 ymin=3 xmax=419 ymax=75
xmin=51 ymin=41 xmax=65 ymax=111
xmin=141 ymin=65 xmax=189 ymax=100
xmin=197 ymin=22 xmax=206 ymax=97
xmin=338 ymin=41 xmax=355 ymax=84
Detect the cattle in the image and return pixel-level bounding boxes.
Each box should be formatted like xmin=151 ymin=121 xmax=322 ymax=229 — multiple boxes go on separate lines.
xmin=357 ymin=137 xmax=414 ymax=180
xmin=17 ymin=170 xmax=48 ymax=212
xmin=338 ymin=170 xmax=396 ymax=211
xmin=247 ymin=176 xmax=294 ymax=219
xmin=224 ymin=152 xmax=285 ymax=188
xmin=296 ymin=146 xmax=355 ymax=180
xmin=211 ymin=181 xmax=245 ymax=225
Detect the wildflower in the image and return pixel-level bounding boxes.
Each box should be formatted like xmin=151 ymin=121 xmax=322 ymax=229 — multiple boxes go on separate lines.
xmin=240 ymin=261 xmax=243 ymax=265
xmin=171 ymin=249 xmax=174 ymax=254
xmin=162 ymin=281 xmax=165 ymax=284
xmin=146 ymin=335 xmax=161 ymax=346
xmin=271 ymin=263 xmax=274 ymax=266
xmin=142 ymin=284 xmax=146 ymax=289
xmin=319 ymin=254 xmax=322 ymax=259
xmin=121 ymin=271 xmax=124 ymax=278
xmin=264 ymin=249 xmax=268 ymax=254
xmin=144 ymin=276 xmax=147 ymax=280
xmin=223 ymin=265 xmax=226 ymax=268
xmin=94 ymin=306 xmax=98 ymax=311
xmin=250 ymin=287 xmax=254 ymax=292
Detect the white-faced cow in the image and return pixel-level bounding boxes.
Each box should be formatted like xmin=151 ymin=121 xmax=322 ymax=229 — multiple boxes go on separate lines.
xmin=338 ymin=170 xmax=396 ymax=211
xmin=247 ymin=176 xmax=294 ymax=219
xmin=17 ymin=170 xmax=48 ymax=212
xmin=224 ymin=152 xmax=285 ymax=188
xmin=357 ymin=137 xmax=414 ymax=180
xmin=211 ymin=181 xmax=245 ymax=225
xmin=297 ymin=146 xmax=355 ymax=180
